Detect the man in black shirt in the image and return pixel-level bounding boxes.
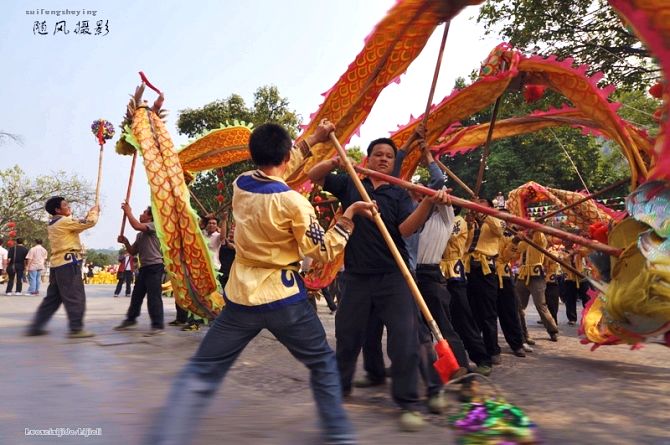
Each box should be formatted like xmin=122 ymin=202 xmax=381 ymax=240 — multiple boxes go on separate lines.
xmin=307 ymin=137 xmax=443 ymax=431
xmin=5 ymin=238 xmax=29 ymax=295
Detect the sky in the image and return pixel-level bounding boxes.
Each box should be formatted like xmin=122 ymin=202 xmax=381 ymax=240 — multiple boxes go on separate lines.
xmin=0 ymin=0 xmax=500 ymax=249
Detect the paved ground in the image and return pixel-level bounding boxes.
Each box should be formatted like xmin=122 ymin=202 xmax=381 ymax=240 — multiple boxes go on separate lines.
xmin=1 ymin=285 xmax=669 ymax=445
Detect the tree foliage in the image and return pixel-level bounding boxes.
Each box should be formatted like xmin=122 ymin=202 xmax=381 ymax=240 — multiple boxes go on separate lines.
xmin=478 ymin=0 xmax=660 ymax=89
xmin=0 ymin=166 xmax=94 ymax=250
xmin=177 ymin=85 xmax=302 ymax=217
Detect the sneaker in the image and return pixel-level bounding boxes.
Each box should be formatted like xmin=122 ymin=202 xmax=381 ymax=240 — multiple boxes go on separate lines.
xmin=567 ymin=321 xmax=576 ymax=326
xmin=113 ymin=294 xmax=119 ymax=298
xmin=353 ymin=376 xmax=385 ymax=388
xmin=30 ymin=292 xmax=39 ymax=295
xmin=125 ymin=294 xmax=131 ymax=297
xmin=68 ymin=330 xmax=95 ymax=338
xmin=549 ymin=333 xmax=559 ymax=342
xmin=473 ymin=365 xmax=492 ymax=377
xmin=25 ymin=328 xmax=49 ymax=336
xmin=398 ymin=410 xmax=425 ymax=432
xmin=113 ymin=320 xmax=137 ymax=331
xmin=168 ymin=320 xmax=186 ymax=326
xmin=427 ymin=393 xmax=447 ymax=414
xmin=525 ymin=338 xmax=536 ymax=346
xmin=181 ymin=323 xmax=200 ymax=331
xmin=536 ymin=320 xmax=543 ymax=324
xmin=491 ymin=354 xmax=502 ymax=365
xmin=522 ymin=343 xmax=534 ymax=353
xmin=512 ymin=348 xmax=526 ymax=357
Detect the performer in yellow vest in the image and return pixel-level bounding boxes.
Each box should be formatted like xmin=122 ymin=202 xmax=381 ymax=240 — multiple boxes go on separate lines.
xmin=511 ymin=230 xmax=560 ymax=341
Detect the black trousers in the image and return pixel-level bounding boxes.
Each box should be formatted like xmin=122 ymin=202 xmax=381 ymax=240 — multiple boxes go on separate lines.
xmin=416 ymin=265 xmax=469 ymax=368
xmin=336 ymin=271 xmax=420 ymax=410
xmin=125 ymin=264 xmax=165 ymax=329
xmin=448 ymin=279 xmax=491 ymax=366
xmin=360 ymin=313 xmax=386 ymax=383
xmin=563 ymin=280 xmax=591 ymax=322
xmin=30 ymin=264 xmax=86 ymax=332
xmin=497 ymin=277 xmax=525 ymax=350
xmin=545 ymin=282 xmax=560 ymax=324
xmin=467 ymin=267 xmax=500 ymax=358
xmin=114 ymin=270 xmax=133 ymax=296
xmin=6 ymin=265 xmax=25 ymax=293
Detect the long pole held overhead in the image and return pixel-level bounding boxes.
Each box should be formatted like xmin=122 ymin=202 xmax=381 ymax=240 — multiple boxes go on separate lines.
xmin=120 ymin=152 xmax=138 ymax=237
xmin=329 ymin=132 xmax=462 ymax=382
xmin=353 ymin=165 xmax=623 ymax=258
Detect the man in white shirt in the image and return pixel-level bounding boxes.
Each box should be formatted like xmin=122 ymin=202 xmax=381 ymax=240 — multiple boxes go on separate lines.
xmin=26 ymin=239 xmax=48 ymax=295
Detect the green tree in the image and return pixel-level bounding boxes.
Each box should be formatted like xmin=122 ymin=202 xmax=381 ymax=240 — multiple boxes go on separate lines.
xmin=177 ymin=85 xmax=302 ymax=217
xmin=478 ymin=0 xmax=660 ymax=89
xmin=0 ymin=166 xmax=94 ymax=250
xmin=85 ymin=249 xmax=118 ymax=267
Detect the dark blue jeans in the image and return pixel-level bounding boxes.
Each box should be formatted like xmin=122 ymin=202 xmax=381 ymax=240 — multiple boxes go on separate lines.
xmin=145 ymin=298 xmax=355 ymax=445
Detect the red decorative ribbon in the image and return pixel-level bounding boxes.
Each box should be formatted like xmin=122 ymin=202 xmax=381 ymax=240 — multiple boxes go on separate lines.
xmin=139 ymin=71 xmax=162 ymax=95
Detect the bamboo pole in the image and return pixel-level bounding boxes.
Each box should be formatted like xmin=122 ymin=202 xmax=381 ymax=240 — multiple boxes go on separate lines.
xmin=353 ymin=165 xmax=623 ymax=257
xmin=120 ymin=152 xmax=138 ymax=237
xmin=94 ymin=143 xmax=104 ymax=207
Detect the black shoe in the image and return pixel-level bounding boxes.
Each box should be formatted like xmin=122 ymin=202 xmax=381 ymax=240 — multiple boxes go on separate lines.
xmin=353 ymin=376 xmax=385 ymax=388
xmin=113 ymin=320 xmax=137 ymax=331
xmin=168 ymin=320 xmax=186 ymax=326
xmin=525 ymin=338 xmax=536 ymax=346
xmin=567 ymin=321 xmax=576 ymax=326
xmin=25 ymin=328 xmax=49 ymax=336
xmin=549 ymin=333 xmax=559 ymax=342
xmin=491 ymin=354 xmax=502 ymax=365
xmin=513 ymin=348 xmax=527 ymax=357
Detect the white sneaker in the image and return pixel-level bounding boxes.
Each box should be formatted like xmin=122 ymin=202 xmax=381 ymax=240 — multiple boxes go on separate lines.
xmin=522 ymin=343 xmax=534 ymax=353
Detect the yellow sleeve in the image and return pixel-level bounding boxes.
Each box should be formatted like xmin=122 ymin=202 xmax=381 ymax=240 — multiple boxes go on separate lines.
xmin=59 ymin=211 xmax=99 ymax=234
xmin=483 ymin=216 xmax=503 ymax=237
xmin=288 ymin=194 xmax=350 ymax=264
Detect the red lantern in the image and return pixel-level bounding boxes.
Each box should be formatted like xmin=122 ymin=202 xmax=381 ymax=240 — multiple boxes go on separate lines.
xmin=314 ymin=195 xmax=322 ymax=203
xmin=216 ymin=194 xmax=224 ymax=203
xmin=216 ymin=182 xmax=224 ymax=191
xmin=7 ymin=221 xmax=15 ymax=228
xmin=8 ymin=230 xmax=16 ymax=237
xmin=649 ymin=82 xmax=664 ymax=99
xmin=6 ymin=240 xmax=15 ymax=248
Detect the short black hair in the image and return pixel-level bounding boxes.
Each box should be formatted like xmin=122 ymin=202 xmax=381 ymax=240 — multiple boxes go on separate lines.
xmin=16 ymin=237 xmax=24 ymax=244
xmin=248 ymin=123 xmax=292 ymax=167
xmin=366 ymin=138 xmax=398 ymax=157
xmin=34 ymin=239 xmax=42 ymax=244
xmin=453 ymin=205 xmax=462 ymax=216
xmin=146 ymin=206 xmax=153 ymax=221
xmin=45 ymin=196 xmax=66 ymax=215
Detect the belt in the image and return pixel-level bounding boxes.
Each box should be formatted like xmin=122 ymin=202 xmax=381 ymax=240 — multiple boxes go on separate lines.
xmin=416 ymin=263 xmax=441 ymax=271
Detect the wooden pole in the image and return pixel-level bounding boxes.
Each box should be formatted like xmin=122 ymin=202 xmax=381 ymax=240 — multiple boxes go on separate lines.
xmin=434 ymin=157 xmax=477 ymax=198
xmin=120 ymin=152 xmax=138 ymax=237
xmin=537 ymin=178 xmax=629 ymax=222
xmin=353 ymin=165 xmax=623 ymax=257
xmin=94 ymin=143 xmax=104 ymax=206
xmin=188 ymin=189 xmax=210 ymax=216
xmin=474 ymin=70 xmax=506 ymax=197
